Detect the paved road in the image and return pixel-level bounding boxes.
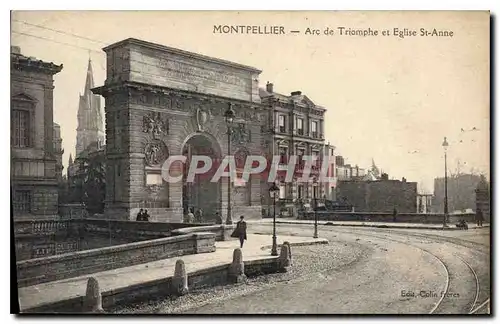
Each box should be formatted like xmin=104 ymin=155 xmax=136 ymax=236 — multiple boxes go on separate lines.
xmin=184 ymin=224 xmax=490 ymax=315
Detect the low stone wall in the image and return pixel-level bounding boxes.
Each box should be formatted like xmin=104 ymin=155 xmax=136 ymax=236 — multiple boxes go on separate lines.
xmin=13 ymin=219 xmax=211 ymax=260
xmin=171 ymin=224 xmax=236 ymax=241
xmin=22 ymin=256 xmax=284 ymax=313
xmin=81 ymin=219 xmax=207 ymax=240
xmin=13 ymin=219 xmax=209 ymax=239
xmin=299 ymin=211 xmax=476 ymax=224
xmin=16 ymin=232 xmax=216 ymax=288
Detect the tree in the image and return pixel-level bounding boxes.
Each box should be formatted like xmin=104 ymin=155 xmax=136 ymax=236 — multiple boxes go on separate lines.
xmin=71 ymin=150 xmax=106 ymax=215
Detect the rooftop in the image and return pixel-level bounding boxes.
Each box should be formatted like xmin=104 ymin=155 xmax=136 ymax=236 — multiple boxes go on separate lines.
xmin=11 ymin=46 xmax=63 ymax=75
xmin=259 ymin=87 xmax=327 ymax=111
xmin=103 ymin=38 xmax=262 ymax=74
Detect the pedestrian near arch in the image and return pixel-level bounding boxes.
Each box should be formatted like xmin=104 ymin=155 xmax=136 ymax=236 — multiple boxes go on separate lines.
xmin=231 ymin=216 xmax=248 ymax=248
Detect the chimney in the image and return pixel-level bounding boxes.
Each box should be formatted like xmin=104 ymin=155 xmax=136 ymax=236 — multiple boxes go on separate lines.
xmin=266 ymin=81 xmax=274 ymax=93
xmin=291 ymin=91 xmax=302 ymax=96
xmin=11 ymin=46 xmax=21 ymax=54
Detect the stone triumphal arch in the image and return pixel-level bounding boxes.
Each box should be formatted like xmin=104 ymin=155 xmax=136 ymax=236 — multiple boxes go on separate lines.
xmin=93 ymin=38 xmax=268 ymax=222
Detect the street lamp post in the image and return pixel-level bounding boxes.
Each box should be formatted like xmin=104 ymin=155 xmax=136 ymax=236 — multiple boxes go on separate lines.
xmin=269 ymin=182 xmax=280 ymax=256
xmin=224 ymin=103 xmax=235 ymax=225
xmin=313 ymin=177 xmax=318 ymax=238
xmin=442 ymin=136 xmax=449 ymax=227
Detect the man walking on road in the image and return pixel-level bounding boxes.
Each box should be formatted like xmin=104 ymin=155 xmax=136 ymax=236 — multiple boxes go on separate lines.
xmin=232 ymin=215 xmax=247 ymax=248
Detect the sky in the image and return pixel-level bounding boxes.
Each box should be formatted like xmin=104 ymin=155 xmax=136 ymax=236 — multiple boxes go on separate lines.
xmin=10 ymin=11 xmax=490 ymax=193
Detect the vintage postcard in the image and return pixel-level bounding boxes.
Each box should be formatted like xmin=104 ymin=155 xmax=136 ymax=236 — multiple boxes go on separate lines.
xmin=10 ymin=10 xmax=490 ymax=315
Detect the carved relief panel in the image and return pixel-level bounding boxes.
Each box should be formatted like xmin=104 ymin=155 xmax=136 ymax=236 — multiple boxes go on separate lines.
xmin=143 ymin=112 xmax=169 ymax=139
xmin=231 ymin=123 xmax=251 ymax=145
xmin=142 ymin=111 xmax=170 ymax=167
xmin=144 ymin=140 xmax=169 ymax=167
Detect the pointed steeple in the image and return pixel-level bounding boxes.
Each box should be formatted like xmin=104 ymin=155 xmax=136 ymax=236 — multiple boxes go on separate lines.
xmin=370 ymin=158 xmax=380 ymax=178
xmin=84 ymin=57 xmax=94 ymax=98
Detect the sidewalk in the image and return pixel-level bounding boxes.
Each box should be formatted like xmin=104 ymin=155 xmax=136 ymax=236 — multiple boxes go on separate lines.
xmin=250 ymin=218 xmax=490 ymax=230
xmin=18 ymin=234 xmax=327 ymax=312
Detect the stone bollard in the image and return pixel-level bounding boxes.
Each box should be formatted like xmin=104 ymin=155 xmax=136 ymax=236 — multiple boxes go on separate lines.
xmin=283 ymin=241 xmax=293 ymax=266
xmin=83 ymin=277 xmax=104 ymax=313
xmin=278 ymin=243 xmax=291 ymax=272
xmin=228 ymin=248 xmax=246 ymax=283
xmin=172 ymin=259 xmax=189 ymax=296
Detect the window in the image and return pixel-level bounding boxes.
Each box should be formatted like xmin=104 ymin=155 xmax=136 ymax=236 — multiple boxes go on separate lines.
xmin=297 ymin=149 xmax=305 ymax=167
xmin=297 ymin=118 xmax=304 ymax=135
xmin=298 ymin=185 xmax=304 ymax=199
xmin=279 ymin=147 xmax=288 ymax=164
xmin=312 ymin=151 xmax=320 ymax=170
xmin=311 ymin=121 xmax=318 ymax=138
xmin=313 ymin=185 xmax=319 ymax=199
xmin=278 ymin=115 xmax=286 ymax=133
xmin=11 ymin=109 xmax=31 ymax=148
xmin=14 ymin=190 xmax=31 ymax=213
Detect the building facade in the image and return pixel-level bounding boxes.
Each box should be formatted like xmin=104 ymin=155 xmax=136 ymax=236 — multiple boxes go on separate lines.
xmin=93 ymin=38 xmax=269 ymax=221
xmin=53 ymin=123 xmax=64 ymax=183
xmin=260 ymin=82 xmax=333 ymax=204
xmin=76 ymin=59 xmax=104 ymax=156
xmin=432 ymin=173 xmax=482 ymax=213
xmin=11 ymin=46 xmax=63 ymax=220
xmin=337 ymin=178 xmax=418 ymax=213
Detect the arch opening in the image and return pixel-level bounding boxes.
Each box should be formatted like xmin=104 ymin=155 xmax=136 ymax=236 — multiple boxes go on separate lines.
xmin=181 ymin=132 xmax=222 ymax=222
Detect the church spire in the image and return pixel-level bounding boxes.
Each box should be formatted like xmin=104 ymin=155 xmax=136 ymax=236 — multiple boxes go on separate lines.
xmin=75 ymin=58 xmax=104 ymax=156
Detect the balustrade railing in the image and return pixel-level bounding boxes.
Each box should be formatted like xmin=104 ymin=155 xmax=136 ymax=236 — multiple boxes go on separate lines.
xmin=15 ymin=220 xmax=72 ymax=235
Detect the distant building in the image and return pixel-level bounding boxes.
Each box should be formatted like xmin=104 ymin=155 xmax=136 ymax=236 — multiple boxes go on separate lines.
xmin=11 ymin=46 xmax=63 ymax=220
xmin=75 ymin=59 xmax=104 ymax=156
xmin=432 ymin=173 xmax=483 ymax=213
xmin=323 ymin=143 xmax=336 ymax=200
xmin=53 ymin=123 xmax=64 ymax=183
xmin=475 ymin=175 xmax=490 ymax=221
xmin=66 ymin=59 xmax=105 ymax=207
xmin=337 ymin=177 xmax=417 ymax=213
xmin=335 ymin=155 xmax=366 ymax=182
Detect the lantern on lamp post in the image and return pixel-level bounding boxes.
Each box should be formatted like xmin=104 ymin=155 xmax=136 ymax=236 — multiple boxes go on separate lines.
xmin=224 ymin=103 xmax=235 ymax=225
xmin=269 ymin=182 xmax=280 ymax=256
xmin=313 ymin=176 xmax=319 ymax=238
xmin=442 ymin=136 xmax=449 ymax=226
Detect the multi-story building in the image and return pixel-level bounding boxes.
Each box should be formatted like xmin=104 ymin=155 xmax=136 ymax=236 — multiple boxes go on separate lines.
xmin=11 ymin=46 xmax=63 ymax=220
xmin=260 ymin=82 xmax=330 ymax=204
